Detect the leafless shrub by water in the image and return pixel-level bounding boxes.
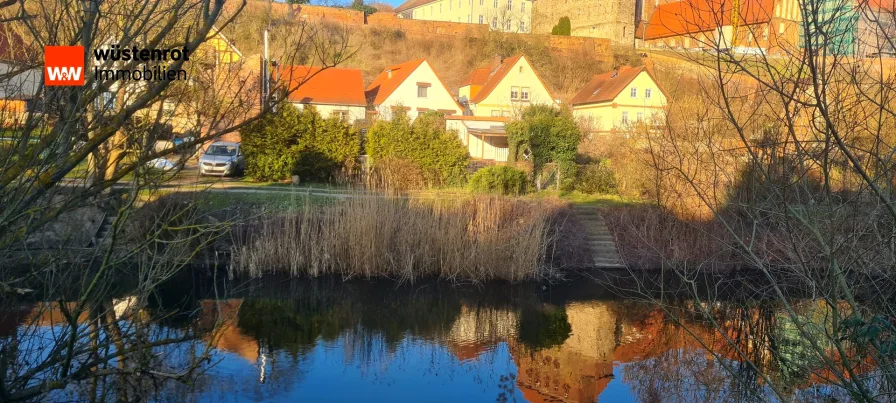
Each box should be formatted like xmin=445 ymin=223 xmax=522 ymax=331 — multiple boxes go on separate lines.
xmin=230 ymin=196 xmax=567 ymax=283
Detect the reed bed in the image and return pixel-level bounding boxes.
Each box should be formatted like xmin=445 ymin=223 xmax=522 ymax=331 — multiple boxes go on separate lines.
xmin=230 ymin=196 xmax=567 ymax=283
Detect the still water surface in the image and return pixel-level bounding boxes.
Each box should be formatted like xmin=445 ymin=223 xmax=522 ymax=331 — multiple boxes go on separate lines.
xmin=6 ymin=273 xmax=841 ymax=402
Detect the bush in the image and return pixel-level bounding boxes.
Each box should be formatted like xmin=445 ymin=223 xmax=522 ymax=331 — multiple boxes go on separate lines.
xmin=576 ymin=160 xmax=617 ymax=194
xmin=469 ymin=166 xmax=529 ymax=195
xmin=506 ymin=105 xmax=581 ymax=190
xmin=551 ymin=17 xmax=572 ymax=36
xmin=367 ymin=110 xmax=469 ymax=188
xmin=241 ymin=104 xmax=359 ymax=182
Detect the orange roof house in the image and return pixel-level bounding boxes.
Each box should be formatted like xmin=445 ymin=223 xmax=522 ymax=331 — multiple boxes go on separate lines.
xmin=365 ymin=58 xmax=461 ymax=120
xmin=571 ymin=66 xmax=668 ymax=133
xmin=640 ymin=0 xmax=801 ymax=54
xmin=458 ymin=54 xmax=555 ymax=118
xmin=280 ymin=65 xmax=367 ymax=123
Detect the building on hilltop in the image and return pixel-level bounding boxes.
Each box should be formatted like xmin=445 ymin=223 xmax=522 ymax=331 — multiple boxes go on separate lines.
xmin=279 ymin=66 xmax=368 ymax=124
xmin=570 ymin=65 xmax=668 ymax=134
xmin=395 ymin=0 xmax=533 ymax=33
xmin=638 ymin=0 xmax=895 ymax=56
xmin=531 ymin=0 xmax=637 ymax=46
xmin=365 ymin=58 xmax=462 ymax=121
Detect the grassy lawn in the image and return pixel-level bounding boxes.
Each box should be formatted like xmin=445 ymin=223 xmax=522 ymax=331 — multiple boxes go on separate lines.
xmin=198 ymin=190 xmax=335 ymax=212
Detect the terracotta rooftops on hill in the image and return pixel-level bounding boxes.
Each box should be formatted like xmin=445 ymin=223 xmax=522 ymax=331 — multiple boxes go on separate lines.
xmin=643 ymin=0 xmax=775 ymax=40
xmin=280 ymin=66 xmax=366 ymax=106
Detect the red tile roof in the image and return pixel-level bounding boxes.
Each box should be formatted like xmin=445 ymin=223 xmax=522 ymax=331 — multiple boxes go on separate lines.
xmin=643 ymin=0 xmax=775 ymax=40
xmin=864 ymin=0 xmax=896 ymax=11
xmin=0 ymin=25 xmax=30 ymax=64
xmin=570 ymin=66 xmax=666 ymax=106
xmin=395 ymin=0 xmax=438 ymax=12
xmin=468 ymin=54 xmax=553 ymax=105
xmin=365 ymin=58 xmax=426 ymax=105
xmin=280 ymin=66 xmax=366 ymax=107
xmin=460 ymin=67 xmax=492 ymax=87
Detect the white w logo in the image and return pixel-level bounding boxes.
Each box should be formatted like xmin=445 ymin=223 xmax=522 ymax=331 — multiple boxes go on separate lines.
xmin=46 ymin=66 xmax=83 ymax=81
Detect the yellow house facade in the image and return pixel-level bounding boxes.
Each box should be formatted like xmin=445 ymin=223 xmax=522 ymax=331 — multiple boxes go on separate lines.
xmin=460 ymin=54 xmax=554 ymax=118
xmin=449 ymin=55 xmax=555 ymax=162
xmin=570 ymin=66 xmax=667 ymax=134
xmin=395 ymin=0 xmax=533 ymax=33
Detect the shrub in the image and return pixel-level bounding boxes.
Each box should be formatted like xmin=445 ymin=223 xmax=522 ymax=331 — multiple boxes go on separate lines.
xmin=507 ymin=105 xmax=581 ymax=190
xmin=576 ymin=160 xmax=617 ymax=194
xmin=366 ymin=110 xmax=469 ymax=188
xmin=469 ymin=166 xmax=529 ymax=195
xmin=241 ymin=104 xmax=359 ymax=182
xmin=551 ymin=17 xmax=571 ymax=36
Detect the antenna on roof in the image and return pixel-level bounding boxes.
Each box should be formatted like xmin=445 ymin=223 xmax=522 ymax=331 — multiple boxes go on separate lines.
xmin=610 ymin=71 xmax=618 ymax=78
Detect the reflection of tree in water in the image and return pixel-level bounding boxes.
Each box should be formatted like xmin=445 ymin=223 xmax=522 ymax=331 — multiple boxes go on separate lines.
xmin=517 ymin=303 xmax=572 ymax=351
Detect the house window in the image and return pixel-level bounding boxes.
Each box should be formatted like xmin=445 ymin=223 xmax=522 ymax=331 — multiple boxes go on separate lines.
xmin=645 ymin=88 xmax=652 ymax=99
xmin=636 ymin=112 xmax=644 ymax=122
xmin=502 ymin=110 xmax=511 ymax=117
xmin=621 ymin=111 xmax=629 ymax=124
xmin=333 ymin=110 xmax=349 ymax=121
xmin=479 ymin=15 xmax=484 ymax=24
xmin=491 ymin=110 xmax=502 ymax=117
xmin=521 ymin=87 xmax=530 ymax=100
xmin=494 ymin=0 xmax=498 ymax=7
xmin=630 ymin=87 xmax=637 ymax=98
xmin=511 ymin=86 xmax=520 ymax=100
xmin=521 ymin=1 xmax=525 ymax=12
xmin=417 ymin=85 xmax=429 ymax=98
xmin=492 ymin=17 xmax=497 ymax=28
xmin=505 ymin=20 xmax=511 ymax=31
xmin=480 ymin=0 xmax=483 ymax=5
xmin=520 ymin=21 xmax=526 ymax=32
xmin=507 ymin=0 xmax=512 ymax=10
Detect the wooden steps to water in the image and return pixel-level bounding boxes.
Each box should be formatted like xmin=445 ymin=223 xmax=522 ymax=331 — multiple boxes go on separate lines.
xmin=572 ymin=205 xmax=626 ymax=269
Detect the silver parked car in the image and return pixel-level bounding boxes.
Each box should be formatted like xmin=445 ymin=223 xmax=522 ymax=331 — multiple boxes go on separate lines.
xmin=199 ymin=141 xmax=245 ymax=176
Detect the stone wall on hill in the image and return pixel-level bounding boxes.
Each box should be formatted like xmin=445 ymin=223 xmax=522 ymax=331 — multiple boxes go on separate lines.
xmin=531 ymin=0 xmax=636 ymax=46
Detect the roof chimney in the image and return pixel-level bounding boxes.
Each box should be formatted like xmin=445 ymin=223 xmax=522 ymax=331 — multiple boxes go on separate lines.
xmin=387 ymin=69 xmax=393 ymax=79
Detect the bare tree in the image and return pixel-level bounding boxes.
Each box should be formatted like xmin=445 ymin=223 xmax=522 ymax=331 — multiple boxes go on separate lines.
xmin=0 ymin=0 xmax=356 ymax=400
xmin=611 ymin=0 xmax=896 ymax=400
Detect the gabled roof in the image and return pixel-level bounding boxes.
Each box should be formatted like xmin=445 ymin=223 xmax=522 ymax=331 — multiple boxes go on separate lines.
xmin=570 ymin=66 xmax=665 ymax=106
xmin=643 ymin=0 xmax=775 ymax=40
xmin=461 ymin=67 xmax=492 ymax=87
xmin=468 ymin=55 xmax=554 ymax=104
xmin=0 ymin=25 xmax=30 ymax=64
xmin=395 ymin=0 xmax=438 ymax=12
xmin=365 ymin=58 xmax=426 ymax=105
xmin=280 ymin=66 xmax=367 ymax=107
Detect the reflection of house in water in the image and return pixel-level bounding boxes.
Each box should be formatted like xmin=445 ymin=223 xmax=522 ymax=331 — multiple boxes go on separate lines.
xmin=447 ymin=305 xmax=519 ymax=361
xmin=199 ymin=300 xmax=260 ymax=363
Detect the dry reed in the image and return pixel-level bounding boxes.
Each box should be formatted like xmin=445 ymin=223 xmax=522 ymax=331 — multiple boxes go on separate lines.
xmin=230 ymin=196 xmax=566 ymax=282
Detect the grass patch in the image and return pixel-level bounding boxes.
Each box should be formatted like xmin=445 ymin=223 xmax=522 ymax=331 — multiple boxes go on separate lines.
xmin=526 ymin=190 xmax=637 ymax=207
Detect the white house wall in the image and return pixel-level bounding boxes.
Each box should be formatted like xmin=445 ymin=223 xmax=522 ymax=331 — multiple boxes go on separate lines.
xmin=377 ymin=60 xmax=461 ymax=121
